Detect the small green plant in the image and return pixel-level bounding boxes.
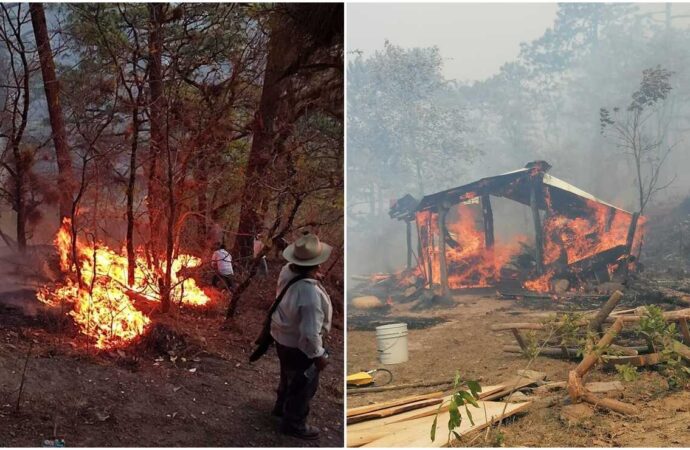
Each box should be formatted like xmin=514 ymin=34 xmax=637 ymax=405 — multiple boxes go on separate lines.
xmin=638 ymin=305 xmax=673 ymax=352
xmin=430 ymin=371 xmax=481 ymax=444
xmin=555 ymin=311 xmax=584 ymax=349
xmin=493 ymin=430 xmax=506 ymax=447
xmin=636 ymin=305 xmax=690 ymax=389
xmin=615 ymin=363 xmax=639 ymax=382
xmin=523 ymin=331 xmax=540 ymax=359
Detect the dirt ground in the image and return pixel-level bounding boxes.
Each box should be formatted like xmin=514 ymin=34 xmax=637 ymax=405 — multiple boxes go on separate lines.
xmin=0 ymin=260 xmax=344 ymax=447
xmin=347 ymin=293 xmax=690 ymax=447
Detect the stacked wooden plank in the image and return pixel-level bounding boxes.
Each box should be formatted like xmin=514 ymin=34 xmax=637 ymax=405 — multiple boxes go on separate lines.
xmin=347 ymin=377 xmax=539 ymax=447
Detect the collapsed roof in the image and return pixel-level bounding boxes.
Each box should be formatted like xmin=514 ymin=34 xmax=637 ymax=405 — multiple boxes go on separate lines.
xmin=391 ymin=161 xmax=632 ymax=220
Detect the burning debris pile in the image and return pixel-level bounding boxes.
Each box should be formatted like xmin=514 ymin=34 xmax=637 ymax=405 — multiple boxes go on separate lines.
xmin=388 ymin=161 xmax=644 ymax=297
xmin=37 ymin=219 xmax=211 ymax=349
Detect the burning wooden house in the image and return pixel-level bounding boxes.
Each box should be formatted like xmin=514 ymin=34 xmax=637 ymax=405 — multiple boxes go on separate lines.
xmin=390 ymin=161 xmax=644 ymax=294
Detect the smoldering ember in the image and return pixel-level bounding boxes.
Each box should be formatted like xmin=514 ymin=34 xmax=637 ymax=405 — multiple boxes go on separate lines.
xmin=346 ymin=3 xmax=690 ymax=447
xmin=0 ymin=3 xmax=343 ymax=447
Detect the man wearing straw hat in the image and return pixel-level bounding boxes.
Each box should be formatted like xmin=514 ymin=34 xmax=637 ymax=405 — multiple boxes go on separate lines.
xmin=270 ymin=231 xmax=333 ymax=440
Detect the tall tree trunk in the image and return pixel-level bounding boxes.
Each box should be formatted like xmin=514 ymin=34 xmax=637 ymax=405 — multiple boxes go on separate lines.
xmin=126 ymin=101 xmax=139 ymax=287
xmin=233 ymin=14 xmax=294 ymax=261
xmin=13 ymin=145 xmax=26 ymax=252
xmin=29 ymin=3 xmax=74 ymax=223
xmin=162 ymin=142 xmax=175 ymax=313
xmin=147 ymin=3 xmax=166 ymax=262
xmin=196 ymin=154 xmax=208 ymax=248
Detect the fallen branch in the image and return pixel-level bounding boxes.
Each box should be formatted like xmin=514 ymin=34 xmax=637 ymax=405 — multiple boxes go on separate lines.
xmin=347 ymin=379 xmax=453 ymax=395
xmin=567 ymin=317 xmax=636 ymax=416
xmin=15 ymin=342 xmax=32 ymax=413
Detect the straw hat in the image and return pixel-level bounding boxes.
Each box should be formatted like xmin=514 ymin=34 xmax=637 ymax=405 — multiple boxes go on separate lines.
xmin=282 ymin=232 xmax=332 ymax=266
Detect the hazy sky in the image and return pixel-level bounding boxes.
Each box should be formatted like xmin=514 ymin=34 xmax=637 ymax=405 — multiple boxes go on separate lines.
xmin=347 ymin=3 xmax=558 ymax=82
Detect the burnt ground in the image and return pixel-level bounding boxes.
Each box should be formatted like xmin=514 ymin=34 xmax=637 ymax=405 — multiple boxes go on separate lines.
xmin=0 ymin=260 xmax=344 ymax=447
xmin=347 ymin=292 xmax=690 ymax=447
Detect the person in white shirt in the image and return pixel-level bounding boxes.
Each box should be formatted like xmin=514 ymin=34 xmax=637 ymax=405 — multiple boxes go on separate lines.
xmin=211 ymin=243 xmax=234 ymax=289
xmin=270 ymin=232 xmax=332 ymax=440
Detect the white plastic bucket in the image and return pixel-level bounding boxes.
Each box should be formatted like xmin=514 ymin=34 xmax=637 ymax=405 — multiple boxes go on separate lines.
xmin=376 ymin=323 xmax=409 ymax=365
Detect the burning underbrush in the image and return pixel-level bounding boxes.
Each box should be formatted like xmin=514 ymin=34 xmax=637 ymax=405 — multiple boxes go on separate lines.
xmin=37 ymin=219 xmax=212 ymax=350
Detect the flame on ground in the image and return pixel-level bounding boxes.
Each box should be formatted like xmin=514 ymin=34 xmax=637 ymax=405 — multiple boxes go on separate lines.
xmin=37 ymin=218 xmax=211 ymax=349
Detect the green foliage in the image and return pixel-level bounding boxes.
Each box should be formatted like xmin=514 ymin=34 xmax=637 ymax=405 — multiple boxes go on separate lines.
xmin=430 ymin=371 xmax=481 ymax=444
xmin=635 ymin=306 xmax=690 ymax=389
xmin=615 ymin=363 xmax=639 ymax=382
xmin=493 ymin=430 xmax=506 ymax=447
xmin=522 ymin=330 xmax=541 ymax=359
xmin=638 ymin=305 xmax=673 ymax=348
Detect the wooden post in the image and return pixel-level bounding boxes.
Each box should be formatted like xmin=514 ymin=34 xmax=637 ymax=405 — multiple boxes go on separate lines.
xmin=438 ymin=204 xmax=450 ymax=296
xmin=426 ymin=214 xmax=433 ymax=287
xmin=405 ymin=220 xmax=413 ymax=269
xmin=511 ymin=329 xmax=527 ymax=352
xmin=625 ymin=212 xmax=640 ymax=254
xmin=481 ymin=195 xmax=494 ymax=249
xmin=605 ymin=207 xmax=615 ymax=232
xmin=530 ymin=177 xmax=545 ymax=275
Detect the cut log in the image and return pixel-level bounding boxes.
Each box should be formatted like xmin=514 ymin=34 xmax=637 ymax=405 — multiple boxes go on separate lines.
xmin=503 ymin=345 xmax=579 ymax=358
xmin=347 ymin=391 xmax=444 ymax=418
xmin=602 ymin=353 xmax=663 ymax=368
xmin=511 ymin=329 xmax=528 ymax=351
xmin=491 ymin=323 xmax=547 ymax=331
xmin=347 ymin=379 xmax=453 ymax=395
xmin=576 ymin=317 xmax=624 ymax=378
xmin=580 ymin=391 xmax=637 ymax=415
xmin=589 ymin=290 xmax=624 ymax=334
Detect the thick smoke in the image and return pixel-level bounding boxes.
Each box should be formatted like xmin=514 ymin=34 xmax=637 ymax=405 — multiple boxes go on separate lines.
xmin=347 ymin=4 xmax=690 ymax=280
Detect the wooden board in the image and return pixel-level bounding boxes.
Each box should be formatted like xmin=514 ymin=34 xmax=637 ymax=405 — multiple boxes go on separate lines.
xmin=352 ymin=400 xmax=531 ymax=448
xmin=481 ymin=375 xmax=545 ymax=401
xmin=347 ymin=391 xmax=444 ymax=418
xmin=346 ymin=384 xmax=506 ymax=435
xmin=347 ymin=398 xmax=443 ymax=425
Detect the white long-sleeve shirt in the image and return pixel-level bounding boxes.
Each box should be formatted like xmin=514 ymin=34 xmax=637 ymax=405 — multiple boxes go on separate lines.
xmin=270 ymin=264 xmax=332 ymax=358
xmin=212 ymin=249 xmax=233 ymax=275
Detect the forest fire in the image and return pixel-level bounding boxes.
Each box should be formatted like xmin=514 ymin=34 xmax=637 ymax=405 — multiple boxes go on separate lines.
xmin=37 ymin=219 xmax=211 ymax=349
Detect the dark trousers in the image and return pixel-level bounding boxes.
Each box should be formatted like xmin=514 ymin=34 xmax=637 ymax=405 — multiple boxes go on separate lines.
xmin=275 ymin=342 xmax=319 ymax=430
xmin=212 ymin=273 xmax=234 ymax=290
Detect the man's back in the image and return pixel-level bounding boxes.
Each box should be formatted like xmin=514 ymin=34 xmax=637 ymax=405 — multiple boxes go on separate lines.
xmin=212 ymin=248 xmax=233 ymax=275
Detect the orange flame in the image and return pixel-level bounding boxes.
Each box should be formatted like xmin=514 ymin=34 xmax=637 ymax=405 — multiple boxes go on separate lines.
xmin=37 ymin=218 xmax=211 ymax=349
xmin=415 ymin=204 xmax=524 ymax=289
xmin=523 ymin=198 xmax=638 ymax=292
xmin=445 ymin=205 xmax=523 ymax=288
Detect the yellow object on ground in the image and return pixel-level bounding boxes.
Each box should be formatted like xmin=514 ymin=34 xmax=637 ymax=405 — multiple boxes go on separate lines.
xmin=347 ymin=371 xmax=375 ymax=386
